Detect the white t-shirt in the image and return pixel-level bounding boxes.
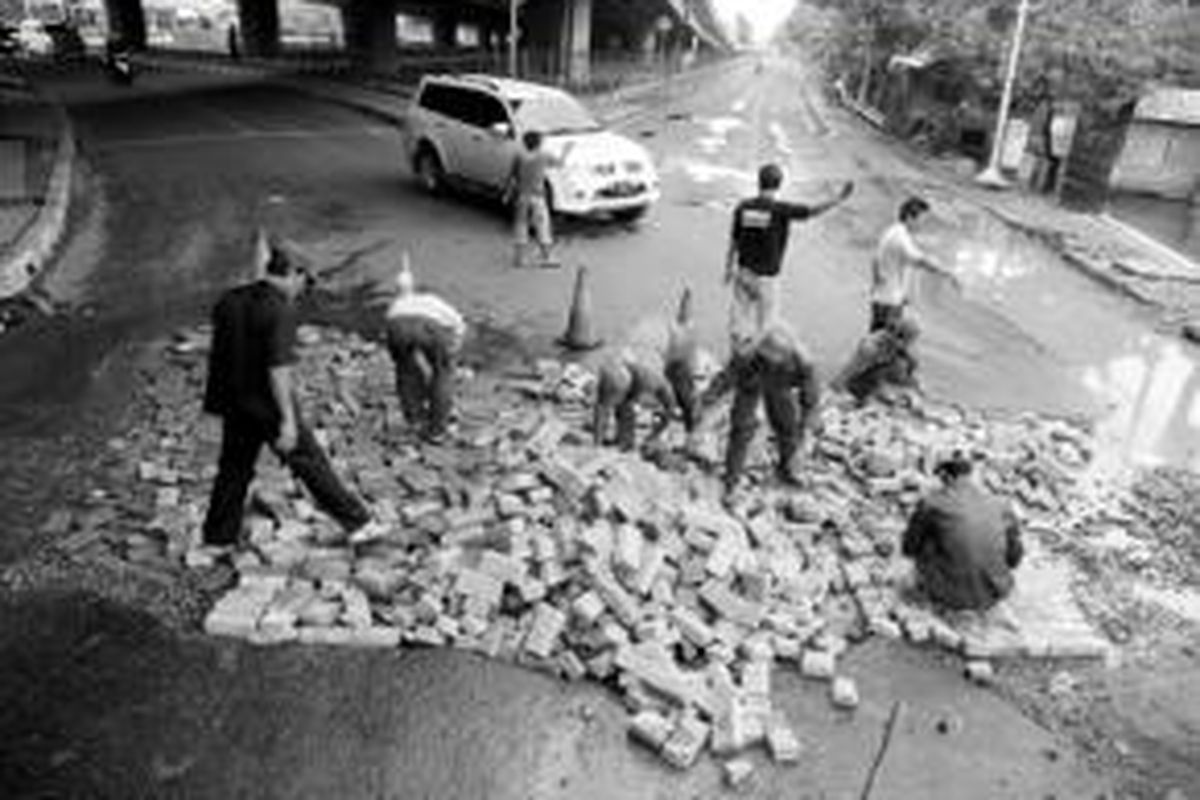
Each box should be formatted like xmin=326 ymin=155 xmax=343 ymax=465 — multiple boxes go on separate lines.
xmin=386 ymin=293 xmax=467 ymax=351
xmin=871 ymin=222 xmax=924 ymax=306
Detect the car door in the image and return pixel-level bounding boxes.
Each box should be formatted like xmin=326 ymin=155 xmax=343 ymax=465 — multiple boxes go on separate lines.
xmin=421 ymin=84 xmax=473 ymax=181
xmin=460 ymin=92 xmax=520 ymax=192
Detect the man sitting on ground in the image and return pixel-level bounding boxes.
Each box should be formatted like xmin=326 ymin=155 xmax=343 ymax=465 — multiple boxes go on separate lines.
xmin=902 ymin=452 xmax=1024 ymax=611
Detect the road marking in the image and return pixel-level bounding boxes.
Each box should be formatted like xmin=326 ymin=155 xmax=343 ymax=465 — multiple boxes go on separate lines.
xmin=92 ymin=126 xmax=393 ymax=152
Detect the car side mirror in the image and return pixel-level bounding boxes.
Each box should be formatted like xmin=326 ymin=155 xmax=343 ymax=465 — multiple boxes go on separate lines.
xmin=490 ymin=122 xmax=513 ymax=139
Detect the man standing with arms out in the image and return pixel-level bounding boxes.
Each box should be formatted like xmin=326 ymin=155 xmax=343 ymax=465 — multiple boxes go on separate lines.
xmin=699 ymin=322 xmax=821 ymax=504
xmin=508 ymin=131 xmax=574 ymax=269
xmin=725 ymin=164 xmax=854 ymax=349
xmin=200 ymin=238 xmax=380 ymax=557
xmin=870 ymin=196 xmax=960 ymax=333
xmin=383 ymin=254 xmax=467 ymax=444
xmin=902 ymin=452 xmax=1024 ymax=612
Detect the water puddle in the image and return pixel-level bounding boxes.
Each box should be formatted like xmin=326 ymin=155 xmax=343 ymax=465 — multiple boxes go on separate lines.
xmin=692 ymin=116 xmax=745 ymax=156
xmin=923 ymin=205 xmax=1200 ymax=475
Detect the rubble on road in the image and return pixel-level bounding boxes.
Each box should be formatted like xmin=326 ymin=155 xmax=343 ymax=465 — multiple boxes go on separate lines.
xmin=29 ymin=323 xmax=1125 ymax=773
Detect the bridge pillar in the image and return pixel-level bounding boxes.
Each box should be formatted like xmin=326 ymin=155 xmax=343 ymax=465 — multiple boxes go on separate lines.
xmin=562 ymin=0 xmax=592 ymax=86
xmin=432 ymin=7 xmax=458 ymax=50
xmin=236 ymin=0 xmax=280 ymax=58
xmin=102 ymin=0 xmax=146 ymax=50
xmin=342 ymin=0 xmax=397 ymax=69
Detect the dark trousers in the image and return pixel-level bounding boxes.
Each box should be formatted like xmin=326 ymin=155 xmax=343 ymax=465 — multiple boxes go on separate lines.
xmin=203 ymin=413 xmax=370 ymax=546
xmin=869 ymin=302 xmax=904 ymax=333
xmin=387 ymin=329 xmax=454 ymax=438
xmin=725 ymin=378 xmax=800 ymax=489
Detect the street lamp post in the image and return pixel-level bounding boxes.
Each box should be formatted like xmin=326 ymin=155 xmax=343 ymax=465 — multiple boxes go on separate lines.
xmin=508 ymin=0 xmax=518 ymax=77
xmin=977 ymin=0 xmax=1032 ymax=188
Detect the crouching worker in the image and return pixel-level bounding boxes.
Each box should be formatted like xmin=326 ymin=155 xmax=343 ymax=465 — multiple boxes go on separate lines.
xmin=384 ymin=255 xmax=467 ymax=443
xmin=594 ymin=289 xmax=700 ymax=452
xmin=902 ymin=452 xmax=1024 ymax=611
xmin=702 ymin=322 xmax=820 ymax=503
xmin=832 ymin=316 xmax=920 ymax=404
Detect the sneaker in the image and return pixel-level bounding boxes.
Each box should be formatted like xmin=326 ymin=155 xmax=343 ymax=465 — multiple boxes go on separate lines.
xmin=349 ymin=519 xmax=391 ymax=546
xmin=186 ymin=543 xmax=235 ymax=570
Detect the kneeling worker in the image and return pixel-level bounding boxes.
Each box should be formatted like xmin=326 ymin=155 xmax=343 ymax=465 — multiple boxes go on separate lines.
xmin=832 ymin=316 xmax=920 ymax=404
xmin=902 ymin=452 xmax=1024 ymax=611
xmin=702 ymin=322 xmax=820 ymax=502
xmin=594 ymin=289 xmax=700 ymax=452
xmin=383 ymin=255 xmax=467 ymax=442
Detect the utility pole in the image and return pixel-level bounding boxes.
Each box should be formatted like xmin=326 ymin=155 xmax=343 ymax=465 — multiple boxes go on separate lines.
xmin=977 ymin=0 xmax=1032 ymax=188
xmin=508 ymin=0 xmax=518 ymax=77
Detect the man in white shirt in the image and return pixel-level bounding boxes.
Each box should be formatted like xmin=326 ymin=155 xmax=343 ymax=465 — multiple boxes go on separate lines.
xmin=384 ymin=255 xmax=467 ymax=442
xmin=870 ymin=197 xmax=960 ymax=332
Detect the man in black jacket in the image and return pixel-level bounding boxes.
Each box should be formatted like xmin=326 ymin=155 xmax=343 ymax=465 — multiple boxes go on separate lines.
xmin=902 ymin=453 xmax=1024 ymax=611
xmin=201 ymin=239 xmax=377 ymax=553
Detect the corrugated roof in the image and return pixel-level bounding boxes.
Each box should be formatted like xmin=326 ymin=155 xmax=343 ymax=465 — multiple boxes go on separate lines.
xmin=1135 ymin=87 xmax=1200 ymax=126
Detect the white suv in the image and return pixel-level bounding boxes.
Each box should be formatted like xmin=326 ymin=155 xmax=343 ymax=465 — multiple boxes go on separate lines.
xmin=403 ymin=74 xmax=660 ymax=221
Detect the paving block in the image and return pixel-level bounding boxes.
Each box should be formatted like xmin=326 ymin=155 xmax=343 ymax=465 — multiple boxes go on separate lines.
xmin=742 ymin=659 xmax=771 ymax=700
xmin=339 ymin=586 xmax=374 ymax=629
xmin=454 ymin=568 xmax=504 ymax=608
xmin=800 ymin=649 xmax=836 ymax=680
xmin=633 ymin=544 xmax=666 ymax=597
xmin=524 ymin=602 xmax=568 ymax=659
xmin=723 ymin=757 xmax=754 ymax=788
xmin=671 ymin=606 xmax=716 ymax=648
xmin=662 ymin=713 xmax=710 ymax=770
xmin=766 ymin=711 xmax=802 ymax=764
xmin=830 ymin=676 xmax=859 ymax=710
xmin=628 ymin=710 xmax=673 ymax=752
xmin=479 ymin=551 xmax=526 ymax=586
xmin=699 ymin=580 xmax=764 ymax=628
xmin=613 ymin=523 xmax=644 ymax=583
xmin=590 ymin=561 xmax=644 ymax=628
xmin=964 ymin=660 xmax=995 ymax=685
xmin=572 ymin=591 xmax=607 ymax=625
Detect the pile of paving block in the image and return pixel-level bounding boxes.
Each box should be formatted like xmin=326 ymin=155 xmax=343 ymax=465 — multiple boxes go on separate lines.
xmin=46 ymin=324 xmax=1113 ymax=774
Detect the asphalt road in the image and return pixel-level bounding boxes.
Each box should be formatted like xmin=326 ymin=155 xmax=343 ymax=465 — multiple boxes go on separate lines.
xmin=0 ymin=58 xmax=1189 ymax=799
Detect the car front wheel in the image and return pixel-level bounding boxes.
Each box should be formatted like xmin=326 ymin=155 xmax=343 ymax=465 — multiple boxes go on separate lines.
xmin=414 ymin=148 xmax=444 ymax=196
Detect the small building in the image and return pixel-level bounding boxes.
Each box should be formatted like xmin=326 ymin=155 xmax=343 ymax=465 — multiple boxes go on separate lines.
xmin=1110 ymin=87 xmax=1200 ymax=202
xmin=878 ymin=44 xmax=990 ymax=160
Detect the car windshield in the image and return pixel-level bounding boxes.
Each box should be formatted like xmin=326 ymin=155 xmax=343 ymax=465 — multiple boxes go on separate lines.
xmin=510 ymin=94 xmax=602 ymax=136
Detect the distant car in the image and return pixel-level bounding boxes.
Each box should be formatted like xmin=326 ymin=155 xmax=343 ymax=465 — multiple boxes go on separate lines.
xmin=403 ymin=74 xmax=660 ymax=221
xmin=0 ymin=25 xmax=18 ymax=56
xmin=15 ymin=19 xmax=54 ymax=56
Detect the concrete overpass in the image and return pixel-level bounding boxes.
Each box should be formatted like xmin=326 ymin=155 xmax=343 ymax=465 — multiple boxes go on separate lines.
xmin=101 ymin=0 xmax=728 ymax=84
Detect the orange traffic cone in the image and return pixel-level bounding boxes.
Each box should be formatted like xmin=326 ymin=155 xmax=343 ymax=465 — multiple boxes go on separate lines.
xmin=676 ymin=286 xmax=693 ymax=325
xmin=557 ymin=265 xmax=603 ymax=351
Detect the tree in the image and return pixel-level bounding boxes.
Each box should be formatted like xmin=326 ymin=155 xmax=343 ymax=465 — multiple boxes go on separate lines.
xmin=734 ymin=13 xmax=754 ymax=47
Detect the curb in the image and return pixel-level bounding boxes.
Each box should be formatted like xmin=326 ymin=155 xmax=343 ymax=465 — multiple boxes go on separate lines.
xmin=0 ymin=86 xmax=75 ymax=302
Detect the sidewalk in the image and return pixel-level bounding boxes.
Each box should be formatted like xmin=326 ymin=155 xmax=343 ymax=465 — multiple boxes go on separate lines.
xmin=0 ymin=72 xmax=69 ymax=319
xmin=840 ymin=95 xmax=1200 ymax=335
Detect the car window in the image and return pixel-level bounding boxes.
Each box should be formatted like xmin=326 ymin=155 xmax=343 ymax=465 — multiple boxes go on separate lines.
xmin=511 ymin=94 xmax=601 ymax=135
xmin=455 ymin=88 xmax=508 ymax=129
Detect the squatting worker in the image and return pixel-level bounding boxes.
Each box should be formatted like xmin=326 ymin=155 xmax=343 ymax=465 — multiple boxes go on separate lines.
xmin=508 ymin=131 xmax=575 ymax=269
xmin=384 ymin=255 xmax=467 ymax=443
xmin=870 ymin=196 xmax=961 ymax=333
xmin=902 ymin=452 xmax=1024 ymax=611
xmin=725 ymin=164 xmax=854 ymax=349
xmin=201 ymin=239 xmax=380 ymax=553
xmin=594 ymin=289 xmax=700 ymax=452
xmin=832 ymin=315 xmax=920 ymax=404
xmin=701 ymin=321 xmax=820 ymax=502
